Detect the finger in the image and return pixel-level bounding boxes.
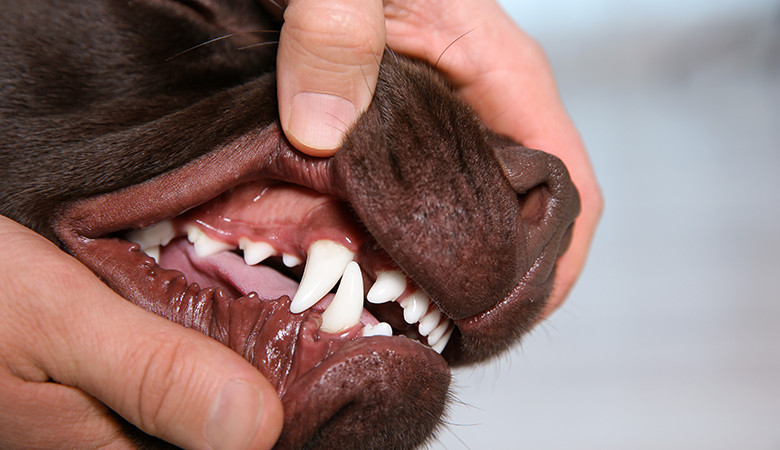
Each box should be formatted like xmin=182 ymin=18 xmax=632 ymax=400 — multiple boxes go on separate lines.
xmin=0 ymin=374 xmax=133 ymax=450
xmin=385 ymin=0 xmax=603 ymax=316
xmin=277 ymin=0 xmax=386 ymax=156
xmin=0 ymin=217 xmax=283 ymax=450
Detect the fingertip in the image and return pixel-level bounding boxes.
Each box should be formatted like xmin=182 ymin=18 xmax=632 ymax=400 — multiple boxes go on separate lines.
xmin=276 ymin=0 xmax=385 ymax=156
xmin=206 ymin=378 xmax=283 ymax=450
xmin=285 ymin=91 xmax=357 ymax=156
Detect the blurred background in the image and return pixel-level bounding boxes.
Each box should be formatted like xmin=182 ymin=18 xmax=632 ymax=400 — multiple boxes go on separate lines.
xmin=432 ymin=1 xmax=780 ymax=449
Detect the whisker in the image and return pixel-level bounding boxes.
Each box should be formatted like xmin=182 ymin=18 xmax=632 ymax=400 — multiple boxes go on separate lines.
xmin=434 ymin=28 xmax=477 ymax=70
xmin=264 ymin=0 xmax=285 ymax=11
xmin=326 ymin=114 xmax=350 ymax=136
xmin=237 ymin=41 xmax=279 ymax=51
xmin=386 ymin=45 xmax=399 ymax=64
xmin=360 ymin=65 xmax=374 ymax=98
xmin=166 ymin=30 xmax=280 ymax=61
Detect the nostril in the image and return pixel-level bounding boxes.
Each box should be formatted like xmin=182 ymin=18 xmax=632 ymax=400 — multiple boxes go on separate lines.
xmin=517 ymin=184 xmax=549 ymax=225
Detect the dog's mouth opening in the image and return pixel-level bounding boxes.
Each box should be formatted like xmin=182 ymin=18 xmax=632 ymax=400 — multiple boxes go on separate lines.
xmin=119 ymin=179 xmax=456 ymax=390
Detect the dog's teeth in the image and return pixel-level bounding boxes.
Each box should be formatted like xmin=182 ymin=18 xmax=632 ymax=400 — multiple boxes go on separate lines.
xmin=319 ymin=261 xmax=364 ymax=333
xmin=127 ymin=220 xmax=175 ymax=249
xmin=362 ymin=322 xmax=393 ymax=338
xmin=401 ymin=290 xmax=429 ymax=324
xmin=366 ymin=270 xmax=407 ymax=304
xmin=187 ymin=226 xmax=235 ymax=258
xmin=282 ymin=253 xmax=303 ymax=268
xmin=239 ymin=238 xmax=275 ymax=265
xmin=290 ymin=240 xmax=355 ymax=314
xmin=430 ymin=326 xmax=453 ymax=354
xmin=417 ymin=308 xmax=442 ymax=337
xmin=143 ymin=245 xmax=161 ymax=263
xmin=426 ymin=320 xmax=452 ymax=347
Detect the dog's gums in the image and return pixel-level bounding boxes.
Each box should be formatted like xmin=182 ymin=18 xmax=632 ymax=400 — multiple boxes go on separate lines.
xmin=0 ymin=1 xmax=580 ymax=449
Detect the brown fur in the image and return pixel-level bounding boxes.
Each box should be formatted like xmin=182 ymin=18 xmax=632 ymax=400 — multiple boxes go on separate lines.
xmin=0 ymin=1 xmax=580 ymax=448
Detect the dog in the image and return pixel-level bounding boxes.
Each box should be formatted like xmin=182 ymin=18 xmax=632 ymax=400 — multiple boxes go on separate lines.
xmin=0 ymin=0 xmax=580 ymax=448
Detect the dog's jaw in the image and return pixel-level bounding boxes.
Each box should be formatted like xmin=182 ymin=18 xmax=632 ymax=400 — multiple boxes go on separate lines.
xmin=2 ymin=1 xmax=580 ymax=447
xmin=51 ymin=59 xmax=580 ymax=449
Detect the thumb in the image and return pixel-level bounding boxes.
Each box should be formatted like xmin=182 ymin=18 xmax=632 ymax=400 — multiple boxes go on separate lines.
xmin=0 ymin=217 xmax=283 ymax=450
xmin=277 ymin=0 xmax=386 ymax=156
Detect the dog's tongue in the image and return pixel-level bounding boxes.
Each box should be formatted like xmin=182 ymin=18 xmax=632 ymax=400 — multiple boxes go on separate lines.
xmin=157 ymin=236 xmax=298 ymax=299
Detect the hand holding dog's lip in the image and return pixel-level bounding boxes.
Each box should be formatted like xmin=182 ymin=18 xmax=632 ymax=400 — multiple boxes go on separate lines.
xmin=277 ymin=0 xmax=386 ymax=156
xmin=1 ymin=0 xmax=589 ymax=448
xmin=0 ymin=216 xmax=283 ymax=450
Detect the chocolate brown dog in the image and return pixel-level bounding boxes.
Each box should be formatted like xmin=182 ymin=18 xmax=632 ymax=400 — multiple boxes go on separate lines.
xmin=0 ymin=0 xmax=580 ymax=449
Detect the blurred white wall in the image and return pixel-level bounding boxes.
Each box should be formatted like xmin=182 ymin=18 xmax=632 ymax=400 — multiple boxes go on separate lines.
xmin=431 ymin=2 xmax=780 ymax=449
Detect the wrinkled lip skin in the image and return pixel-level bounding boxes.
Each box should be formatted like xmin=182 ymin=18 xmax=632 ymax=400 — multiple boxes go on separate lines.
xmin=1 ymin=1 xmax=580 ymax=449
xmin=53 ymin=72 xmax=580 ymax=447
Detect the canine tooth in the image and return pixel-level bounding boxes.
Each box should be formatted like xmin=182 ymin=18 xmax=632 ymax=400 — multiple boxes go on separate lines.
xmin=366 ymin=270 xmax=407 ymax=304
xmin=282 ymin=253 xmax=303 ymax=267
xmin=143 ymin=245 xmax=161 ymax=263
xmin=320 ymin=261 xmax=364 ymax=333
xmin=239 ymin=238 xmax=275 ymax=265
xmin=127 ymin=220 xmax=175 ymax=249
xmin=417 ymin=308 xmax=442 ymax=337
xmin=187 ymin=226 xmax=235 ymax=258
xmin=400 ymin=290 xmax=429 ymax=324
xmin=362 ymin=322 xmax=393 ymax=338
xmin=430 ymin=326 xmax=453 ymax=354
xmin=426 ymin=320 xmax=452 ymax=347
xmin=290 ymin=240 xmax=355 ymax=314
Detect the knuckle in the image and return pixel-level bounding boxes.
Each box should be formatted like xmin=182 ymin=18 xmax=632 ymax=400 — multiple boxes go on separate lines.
xmin=131 ymin=333 xmax=203 ymax=433
xmin=286 ymin=4 xmax=384 ymax=64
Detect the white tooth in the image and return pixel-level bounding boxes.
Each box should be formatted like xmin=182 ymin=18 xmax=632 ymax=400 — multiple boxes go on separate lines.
xmin=426 ymin=319 xmax=452 ymax=347
xmin=430 ymin=326 xmax=453 ymax=354
xmin=187 ymin=225 xmax=235 ymax=258
xmin=127 ymin=220 xmax=175 ymax=249
xmin=143 ymin=245 xmax=161 ymax=263
xmin=290 ymin=240 xmax=355 ymax=314
xmin=282 ymin=253 xmax=303 ymax=267
xmin=400 ymin=290 xmax=429 ymax=324
xmin=320 ymin=261 xmax=364 ymax=333
xmin=362 ymin=322 xmax=393 ymax=338
xmin=417 ymin=308 xmax=442 ymax=337
xmin=367 ymin=270 xmax=407 ymax=304
xmin=239 ymin=238 xmax=275 ymax=265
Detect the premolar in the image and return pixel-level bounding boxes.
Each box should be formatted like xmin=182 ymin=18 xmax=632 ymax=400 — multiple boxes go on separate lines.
xmin=426 ymin=321 xmax=451 ymax=347
xmin=362 ymin=322 xmax=393 ymax=337
xmin=127 ymin=220 xmax=175 ymax=262
xmin=290 ymin=239 xmax=355 ymax=314
xmin=417 ymin=309 xmax=442 ymax=337
xmin=127 ymin=220 xmax=175 ymax=249
xmin=187 ymin=225 xmax=235 ymax=257
xmin=401 ymin=290 xmax=429 ymax=324
xmin=282 ymin=253 xmax=303 ymax=267
xmin=366 ymin=270 xmax=407 ymax=304
xmin=238 ymin=238 xmax=275 ymax=265
xmin=430 ymin=326 xmax=453 ymax=354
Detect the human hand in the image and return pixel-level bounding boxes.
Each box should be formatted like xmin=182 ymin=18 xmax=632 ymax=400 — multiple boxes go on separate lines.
xmin=0 ymin=216 xmax=283 ymax=450
xmin=276 ymin=0 xmax=602 ymax=317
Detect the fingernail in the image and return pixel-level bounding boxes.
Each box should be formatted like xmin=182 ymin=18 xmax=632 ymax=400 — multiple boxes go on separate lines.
xmin=206 ymin=380 xmax=263 ymax=450
xmin=288 ymin=92 xmax=357 ymax=151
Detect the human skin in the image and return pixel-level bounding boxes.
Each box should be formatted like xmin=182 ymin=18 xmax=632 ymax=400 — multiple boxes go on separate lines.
xmin=0 ymin=0 xmax=601 ymax=449
xmin=279 ymin=0 xmax=602 ymax=319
